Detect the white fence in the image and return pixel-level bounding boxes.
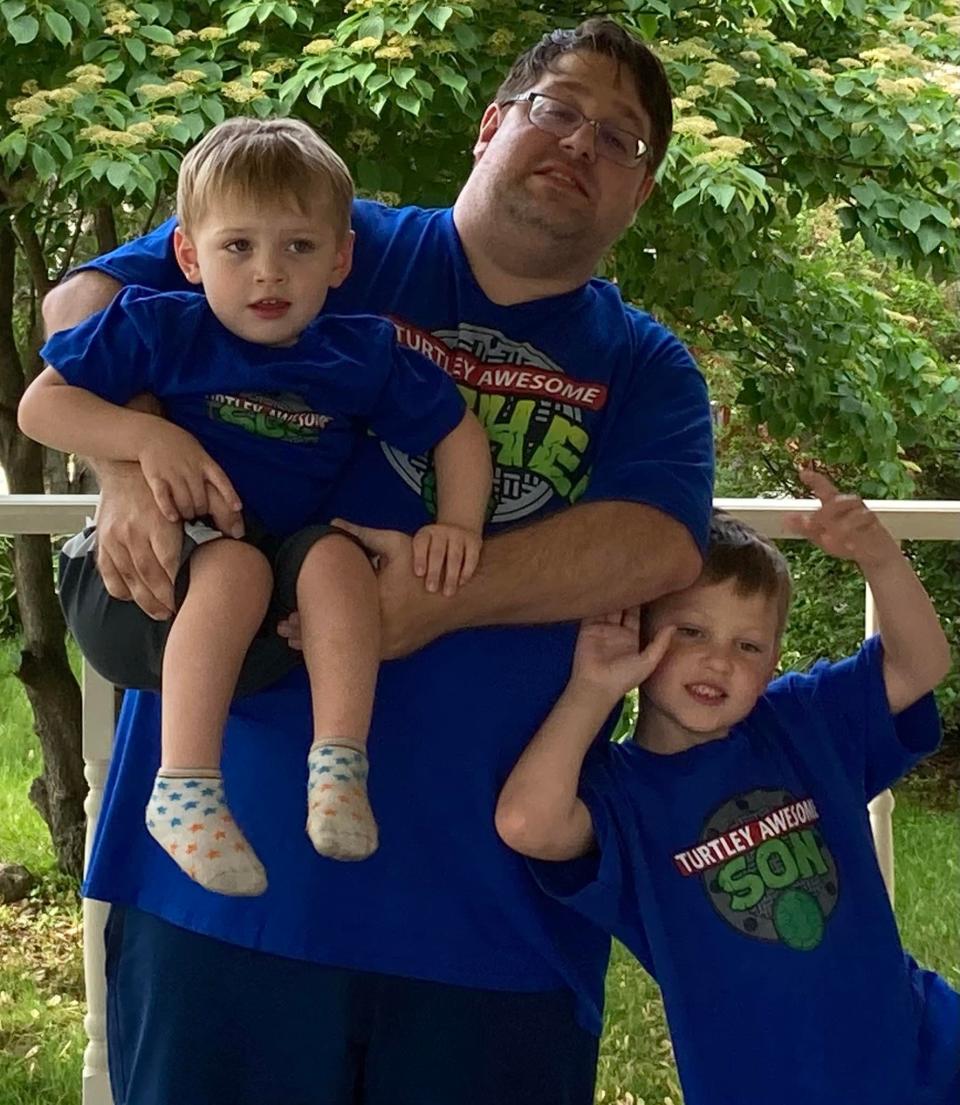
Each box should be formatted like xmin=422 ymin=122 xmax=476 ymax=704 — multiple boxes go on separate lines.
xmin=0 ymin=492 xmax=957 ymax=1105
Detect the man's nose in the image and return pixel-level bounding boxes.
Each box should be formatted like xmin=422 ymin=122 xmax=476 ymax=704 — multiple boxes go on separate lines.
xmin=558 ymin=121 xmax=598 ymax=162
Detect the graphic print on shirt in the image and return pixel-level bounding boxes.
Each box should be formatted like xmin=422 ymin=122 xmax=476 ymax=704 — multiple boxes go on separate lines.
xmin=391 ymin=320 xmax=606 ymax=523
xmin=206 ymin=392 xmax=333 ymax=444
xmin=673 ymin=788 xmax=839 ymax=950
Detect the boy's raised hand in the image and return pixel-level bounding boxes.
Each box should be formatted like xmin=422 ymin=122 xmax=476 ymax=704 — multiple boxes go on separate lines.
xmin=570 ymin=609 xmax=675 ymax=703
xmin=412 ymin=523 xmax=482 ymax=596
xmin=139 ymin=423 xmax=242 ymax=524
xmin=785 ymin=467 xmax=898 ymax=570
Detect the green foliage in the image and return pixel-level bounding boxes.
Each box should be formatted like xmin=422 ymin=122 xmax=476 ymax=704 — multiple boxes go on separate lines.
xmin=0 ymin=537 xmax=20 ymax=638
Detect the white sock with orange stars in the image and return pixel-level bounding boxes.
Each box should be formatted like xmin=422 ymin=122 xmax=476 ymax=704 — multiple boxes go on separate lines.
xmin=145 ymin=770 xmax=267 ymax=896
xmin=306 ymin=741 xmax=378 ymax=861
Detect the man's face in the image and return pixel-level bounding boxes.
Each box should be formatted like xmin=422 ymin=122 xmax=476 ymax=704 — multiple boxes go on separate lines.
xmin=640 ymin=579 xmax=782 ymax=745
xmin=471 ymin=50 xmax=656 ymax=257
xmin=174 ymin=191 xmax=353 ymax=347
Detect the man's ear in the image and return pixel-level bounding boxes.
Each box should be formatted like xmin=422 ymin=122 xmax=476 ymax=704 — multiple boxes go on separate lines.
xmin=173 ymin=226 xmax=202 ymax=285
xmin=472 ymin=102 xmax=506 ymax=161
xmin=328 ymin=229 xmax=355 ymax=289
xmin=631 ymin=174 xmax=657 ymax=220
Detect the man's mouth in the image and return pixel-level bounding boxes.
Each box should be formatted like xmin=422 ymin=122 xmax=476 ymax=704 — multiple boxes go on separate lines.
xmin=249 ymin=299 xmax=291 ymax=319
xmin=685 ymin=683 xmax=727 ymax=706
xmin=533 ymin=165 xmax=589 ymax=198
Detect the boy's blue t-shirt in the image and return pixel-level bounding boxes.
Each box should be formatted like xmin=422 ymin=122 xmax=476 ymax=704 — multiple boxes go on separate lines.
xmin=40 ymin=286 xmax=465 ymax=536
xmin=76 ymin=201 xmax=714 ymax=1035
xmin=534 ymin=636 xmax=960 ymax=1102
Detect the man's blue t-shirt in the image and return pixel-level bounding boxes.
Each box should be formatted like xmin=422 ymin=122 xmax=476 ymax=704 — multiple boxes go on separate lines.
xmin=77 ymin=201 xmax=714 ymax=1035
xmin=40 ymin=287 xmax=465 ymax=537
xmin=534 ymin=636 xmax=960 ymax=1100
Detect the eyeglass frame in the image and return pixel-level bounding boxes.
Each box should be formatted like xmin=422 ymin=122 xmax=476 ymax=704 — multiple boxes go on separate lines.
xmin=501 ymin=91 xmax=649 ymax=167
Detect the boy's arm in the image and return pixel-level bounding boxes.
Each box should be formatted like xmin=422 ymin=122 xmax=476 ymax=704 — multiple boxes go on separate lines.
xmin=412 ymin=412 xmax=492 ymax=594
xmin=496 ymin=613 xmax=674 ymax=860
xmin=787 ymin=469 xmax=951 ymax=714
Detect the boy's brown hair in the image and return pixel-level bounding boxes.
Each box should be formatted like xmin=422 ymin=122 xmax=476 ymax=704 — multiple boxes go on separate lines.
xmin=702 ymin=512 xmax=793 ymax=637
xmin=495 ymin=17 xmax=673 ymax=174
xmin=177 ymin=116 xmax=354 ymax=239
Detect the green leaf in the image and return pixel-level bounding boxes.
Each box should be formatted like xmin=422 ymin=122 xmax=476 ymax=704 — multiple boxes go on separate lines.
xmin=349 ymin=61 xmax=377 ymax=86
xmin=392 ymin=67 xmax=415 ymax=88
xmin=225 ymin=5 xmax=256 ymax=34
xmin=433 ymin=64 xmax=467 ymax=94
xmin=786 ymin=192 xmax=802 ymax=217
xmin=138 ymin=24 xmax=175 ymax=43
xmin=135 ymin=3 xmax=160 ymax=20
xmin=709 ymin=183 xmax=736 ymax=211
xmin=425 ymin=5 xmax=453 ymax=30
xmin=107 ymin=161 xmax=132 ymax=189
xmin=256 ymin=1 xmax=275 ymax=22
xmin=44 ymin=8 xmax=72 ymax=44
xmin=1 ymin=1 xmax=26 ymax=19
xmin=366 ymin=73 xmax=391 ymax=93
xmin=306 ymin=82 xmax=327 ymax=110
xmin=916 ymin=224 xmax=941 ymax=256
xmin=395 ymin=90 xmax=421 ymax=115
xmin=276 ymin=3 xmax=297 ymax=27
xmin=355 ymin=14 xmax=384 ymax=42
xmin=50 ymin=132 xmax=72 ymax=159
xmin=323 ymin=70 xmax=353 ymax=89
xmin=31 ymin=144 xmax=57 ymax=179
xmin=411 ymin=78 xmax=433 ymax=100
xmin=672 ymin=186 xmax=699 ymax=210
xmin=900 ymin=201 xmax=926 ymax=234
xmin=201 ymin=97 xmax=225 ymax=125
xmin=8 ymin=12 xmax=39 ymax=43
xmin=126 ymin=36 xmax=146 ymax=63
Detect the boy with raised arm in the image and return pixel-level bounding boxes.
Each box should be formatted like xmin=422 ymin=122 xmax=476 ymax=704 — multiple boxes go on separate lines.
xmin=497 ymin=469 xmax=959 ymax=1105
xmin=20 ymin=116 xmax=491 ymax=896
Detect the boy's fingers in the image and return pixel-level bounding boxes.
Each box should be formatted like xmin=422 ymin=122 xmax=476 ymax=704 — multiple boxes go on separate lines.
xmin=622 ymin=607 xmax=642 ymax=634
xmin=148 ymin=479 xmax=181 ymax=524
xmin=443 ymin=543 xmax=466 ymax=596
xmin=412 ymin=531 xmax=429 ymax=577
xmin=204 ymin=462 xmax=242 ymax=514
xmin=425 ymin=536 xmax=446 ymax=593
xmin=460 ymin=542 xmax=481 ymax=584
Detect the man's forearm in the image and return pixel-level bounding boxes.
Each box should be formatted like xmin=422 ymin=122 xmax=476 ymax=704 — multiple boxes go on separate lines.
xmin=454 ymin=501 xmax=702 ymax=628
xmin=42 ymin=270 xmax=122 ymax=337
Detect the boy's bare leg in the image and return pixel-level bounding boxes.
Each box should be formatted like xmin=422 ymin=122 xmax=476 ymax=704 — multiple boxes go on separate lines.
xmin=145 ymin=539 xmax=272 ymax=896
xmin=299 ymin=535 xmax=381 ymax=861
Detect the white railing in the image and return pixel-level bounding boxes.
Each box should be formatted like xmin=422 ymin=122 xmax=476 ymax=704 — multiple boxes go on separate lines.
xmin=0 ymin=492 xmax=957 ymax=1105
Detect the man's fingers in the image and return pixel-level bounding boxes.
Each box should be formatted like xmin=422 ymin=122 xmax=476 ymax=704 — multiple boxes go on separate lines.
xmin=331 ymin=518 xmax=404 ymax=559
xmin=277 ymin=612 xmax=303 ymax=651
xmin=95 ymin=546 xmax=133 ymax=602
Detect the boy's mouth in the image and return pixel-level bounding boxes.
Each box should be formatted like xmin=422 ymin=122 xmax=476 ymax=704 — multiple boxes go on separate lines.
xmin=685 ymin=683 xmax=727 ymax=705
xmin=250 ymin=299 xmax=291 ymax=319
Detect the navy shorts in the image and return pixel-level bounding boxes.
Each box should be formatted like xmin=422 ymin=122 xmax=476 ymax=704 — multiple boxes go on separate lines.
xmin=104 ymin=906 xmax=599 ymax=1105
xmin=59 ymin=517 xmax=353 ymax=696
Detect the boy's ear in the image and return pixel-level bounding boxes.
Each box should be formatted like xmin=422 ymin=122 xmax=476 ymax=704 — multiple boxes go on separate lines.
xmin=173 ymin=226 xmax=203 ymax=285
xmin=327 ymin=229 xmax=354 ymax=289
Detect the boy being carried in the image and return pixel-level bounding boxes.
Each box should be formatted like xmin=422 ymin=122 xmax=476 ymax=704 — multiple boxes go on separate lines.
xmin=20 ymin=117 xmax=491 ymax=896
xmin=497 ymin=469 xmax=959 ymax=1105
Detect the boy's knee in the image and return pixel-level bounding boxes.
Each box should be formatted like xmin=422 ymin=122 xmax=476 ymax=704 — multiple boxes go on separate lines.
xmin=196 ymin=538 xmax=273 ymax=594
xmin=300 ymin=532 xmax=371 ymax=577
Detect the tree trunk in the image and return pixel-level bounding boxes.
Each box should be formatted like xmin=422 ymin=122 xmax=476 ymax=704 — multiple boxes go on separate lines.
xmin=95 ymin=206 xmax=118 ymax=255
xmin=0 ymin=212 xmax=86 ymax=878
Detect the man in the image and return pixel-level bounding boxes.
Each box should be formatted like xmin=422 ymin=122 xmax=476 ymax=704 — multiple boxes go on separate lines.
xmin=44 ymin=19 xmax=713 ymax=1105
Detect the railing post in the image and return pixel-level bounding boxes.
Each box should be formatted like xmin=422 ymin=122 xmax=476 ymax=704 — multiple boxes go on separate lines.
xmin=864 ymin=582 xmax=896 ymax=904
xmin=81 ymin=663 xmax=115 ymax=1105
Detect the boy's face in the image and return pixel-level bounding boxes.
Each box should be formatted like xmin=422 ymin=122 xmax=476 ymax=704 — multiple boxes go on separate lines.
xmin=174 ymin=190 xmax=353 ymax=347
xmin=640 ymin=578 xmax=782 ymax=746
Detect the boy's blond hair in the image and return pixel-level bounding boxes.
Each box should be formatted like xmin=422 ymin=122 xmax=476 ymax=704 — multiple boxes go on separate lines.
xmin=177 ymin=116 xmax=354 ymax=239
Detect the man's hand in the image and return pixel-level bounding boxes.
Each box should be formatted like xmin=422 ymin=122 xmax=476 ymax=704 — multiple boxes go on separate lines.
xmin=569 ymin=609 xmax=675 ymax=705
xmin=412 ymin=523 xmax=482 ymax=596
xmin=95 ymin=464 xmax=244 ymax=619
xmin=785 ymin=468 xmax=899 ymax=571
xmin=139 ymin=424 xmax=242 ymax=523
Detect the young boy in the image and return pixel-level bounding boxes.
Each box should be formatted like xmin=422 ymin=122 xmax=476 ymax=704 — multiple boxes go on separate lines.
xmin=497 ymin=469 xmax=959 ymax=1105
xmin=19 ymin=116 xmax=492 ymax=897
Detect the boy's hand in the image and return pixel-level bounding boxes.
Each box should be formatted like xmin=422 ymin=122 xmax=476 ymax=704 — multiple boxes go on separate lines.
xmin=570 ymin=609 xmax=675 ymax=702
xmin=412 ymin=523 xmax=482 ymax=596
xmin=785 ymin=468 xmax=898 ymax=570
xmin=139 ymin=425 xmax=242 ymax=523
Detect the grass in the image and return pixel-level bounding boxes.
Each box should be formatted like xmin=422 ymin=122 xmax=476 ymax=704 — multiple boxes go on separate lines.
xmin=0 ymin=639 xmax=957 ymax=1104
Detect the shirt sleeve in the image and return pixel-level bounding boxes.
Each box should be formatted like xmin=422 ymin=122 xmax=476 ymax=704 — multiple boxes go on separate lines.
xmin=527 ymin=745 xmax=656 ymax=973
xmin=71 ymin=217 xmax=191 ymax=292
xmin=39 ymin=286 xmax=161 ymax=405
xmin=366 ymin=340 xmax=467 ymax=456
xmin=580 ymin=320 xmax=714 ymax=555
xmin=768 ymin=636 xmax=942 ymax=800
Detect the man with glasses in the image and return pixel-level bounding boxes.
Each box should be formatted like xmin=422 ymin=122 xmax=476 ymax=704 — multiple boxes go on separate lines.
xmin=43 ymin=18 xmax=713 ymax=1105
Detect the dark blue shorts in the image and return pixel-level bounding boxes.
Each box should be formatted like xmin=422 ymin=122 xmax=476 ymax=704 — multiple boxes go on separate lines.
xmin=104 ymin=906 xmax=599 ymax=1105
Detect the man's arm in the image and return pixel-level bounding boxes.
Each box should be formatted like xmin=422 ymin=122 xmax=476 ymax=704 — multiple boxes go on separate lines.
xmin=41 ymin=272 xmax=242 ymax=619
xmin=334 ymin=501 xmax=702 ymax=658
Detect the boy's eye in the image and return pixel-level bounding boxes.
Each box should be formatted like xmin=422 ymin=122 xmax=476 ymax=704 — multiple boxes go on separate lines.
xmin=677 ymin=626 xmax=702 ymax=638
xmin=289 ymin=239 xmax=316 ymax=254
xmin=225 ymin=239 xmax=251 ymax=253
xmin=739 ymin=641 xmax=763 ymax=654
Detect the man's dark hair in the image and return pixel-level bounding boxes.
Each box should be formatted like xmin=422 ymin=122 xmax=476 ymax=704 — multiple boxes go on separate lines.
xmin=496 ymin=18 xmax=673 ymax=173
xmin=702 ymin=512 xmax=793 ymax=636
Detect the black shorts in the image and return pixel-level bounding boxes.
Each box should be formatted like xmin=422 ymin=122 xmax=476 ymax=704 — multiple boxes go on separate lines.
xmin=58 ymin=516 xmax=357 ymax=697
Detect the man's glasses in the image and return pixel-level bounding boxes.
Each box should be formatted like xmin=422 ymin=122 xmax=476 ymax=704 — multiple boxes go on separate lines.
xmin=503 ymin=91 xmax=649 ymax=168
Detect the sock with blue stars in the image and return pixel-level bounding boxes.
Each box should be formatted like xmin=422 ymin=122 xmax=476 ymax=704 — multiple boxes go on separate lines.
xmin=306 ymin=741 xmax=378 ymax=861
xmin=145 ymin=770 xmax=267 ymax=896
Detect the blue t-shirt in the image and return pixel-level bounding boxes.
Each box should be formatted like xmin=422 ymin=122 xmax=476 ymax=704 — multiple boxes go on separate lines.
xmin=534 ymin=637 xmax=960 ymax=1102
xmin=78 ymin=201 xmax=714 ymax=1034
xmin=40 ymin=286 xmax=465 ymax=537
